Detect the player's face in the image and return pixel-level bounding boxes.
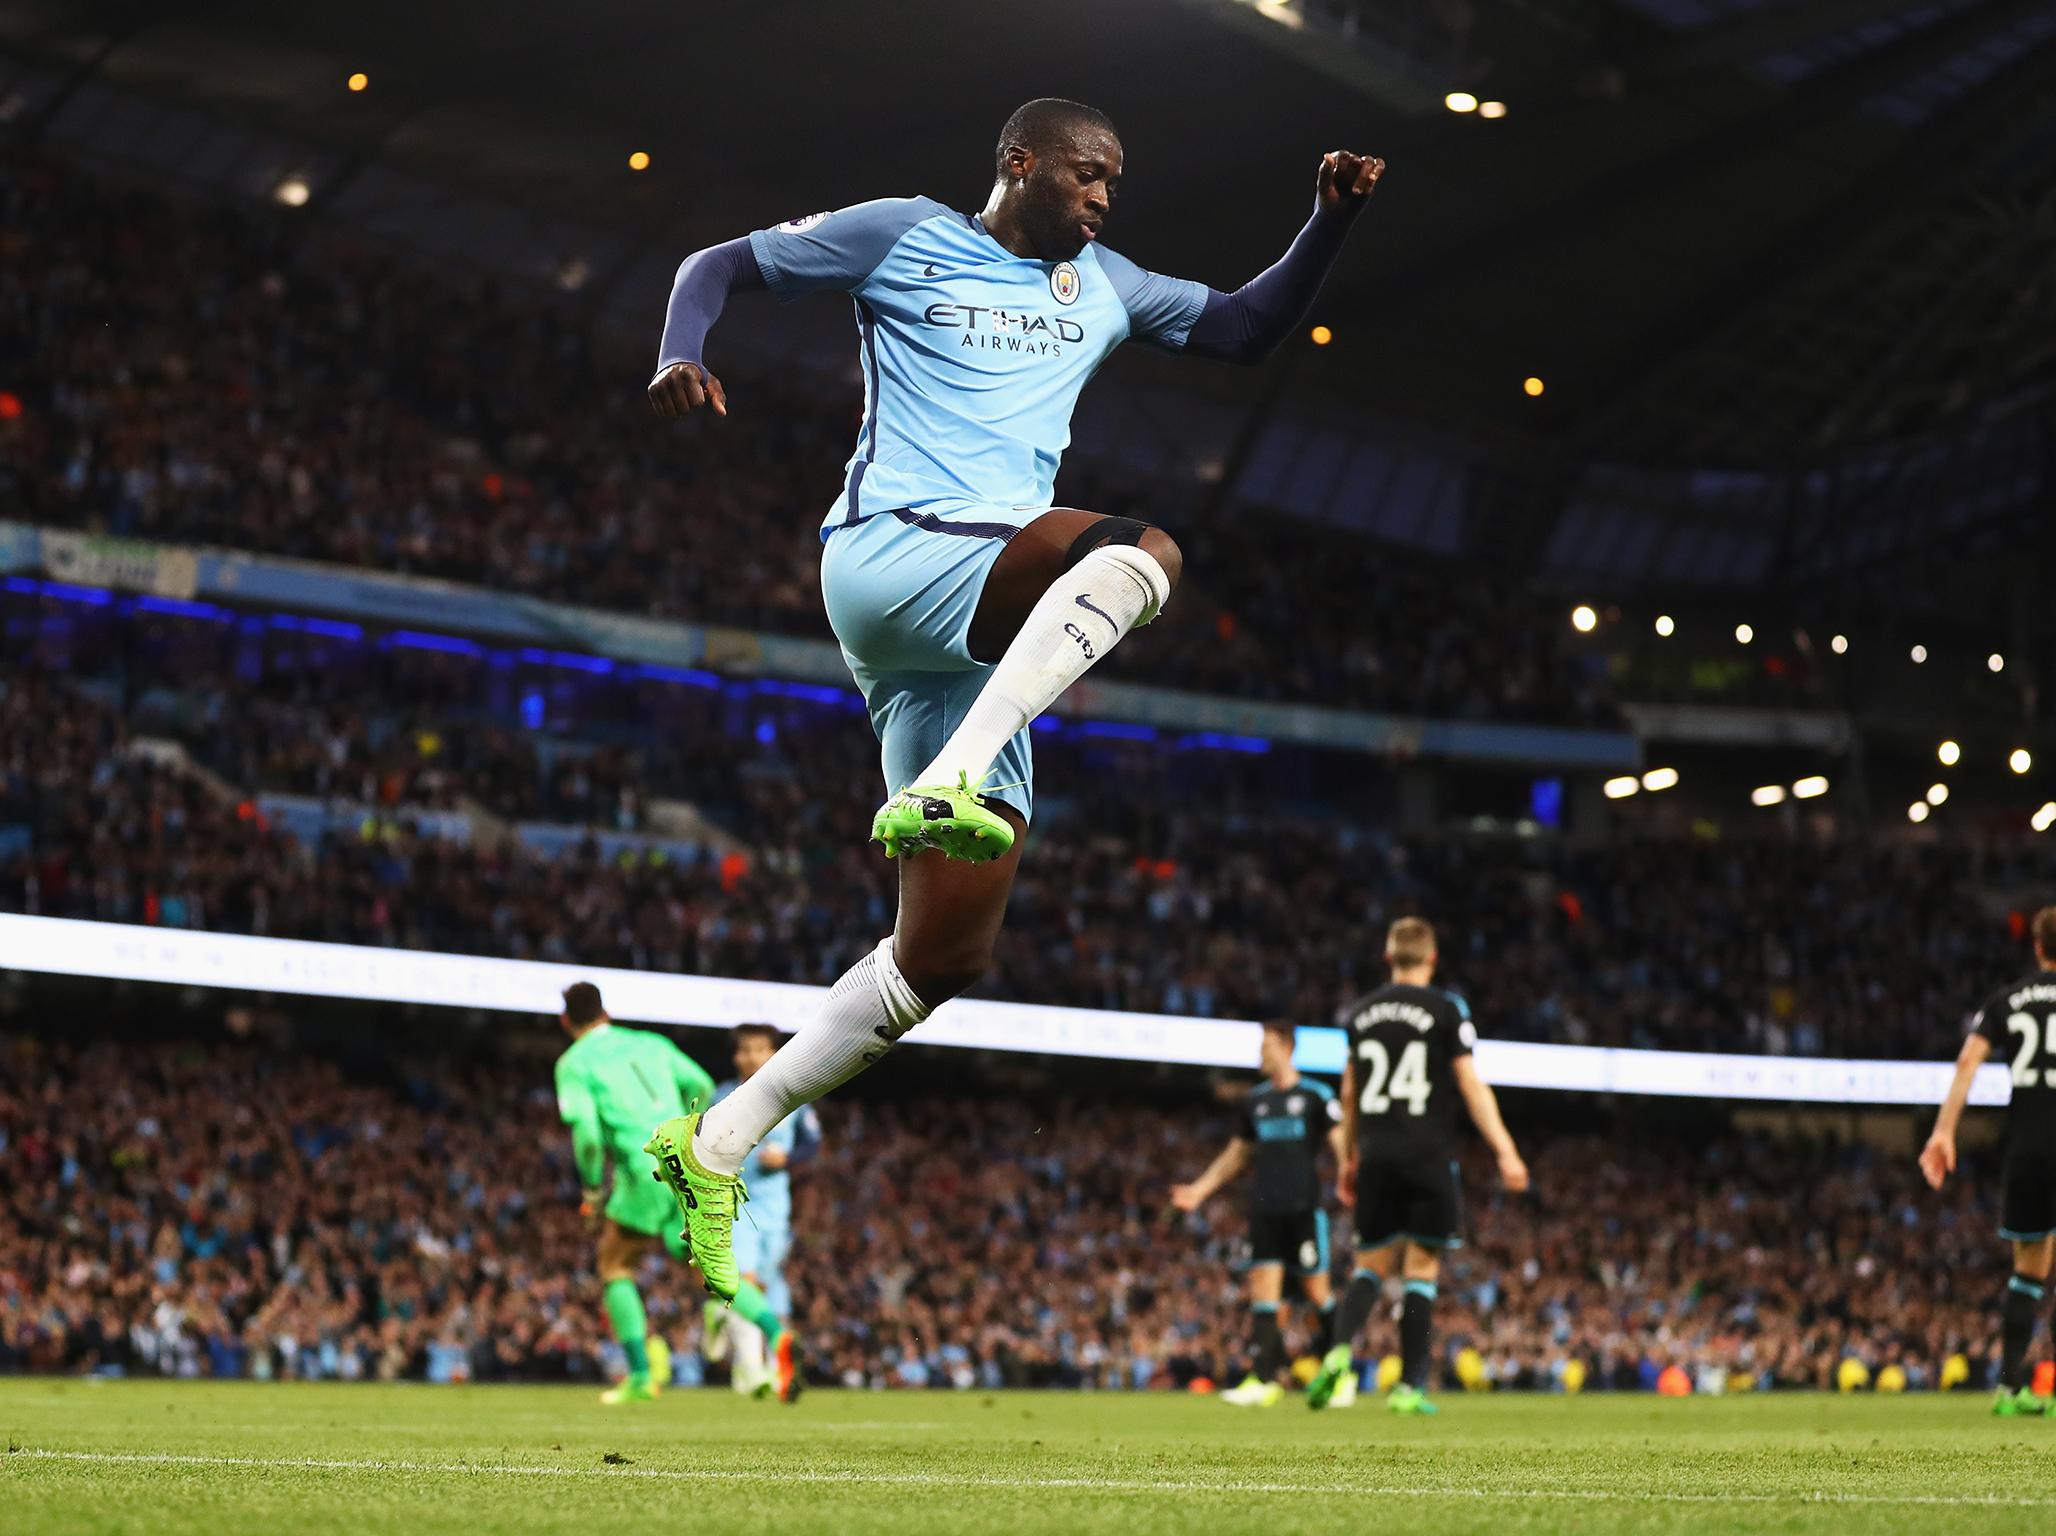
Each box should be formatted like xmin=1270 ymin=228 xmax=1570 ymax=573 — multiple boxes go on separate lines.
xmin=734 ymin=1034 xmax=774 ymax=1080
xmin=1260 ymin=1029 xmax=1291 ymax=1075
xmin=1021 ymin=130 xmax=1123 ymax=261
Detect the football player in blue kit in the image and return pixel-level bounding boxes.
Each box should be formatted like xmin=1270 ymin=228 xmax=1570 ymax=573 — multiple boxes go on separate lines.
xmin=642 ymin=98 xmax=1383 ymax=1295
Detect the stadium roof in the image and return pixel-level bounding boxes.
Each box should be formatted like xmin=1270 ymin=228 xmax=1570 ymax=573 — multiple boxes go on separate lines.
xmin=5 ymin=0 xmax=2053 ymax=589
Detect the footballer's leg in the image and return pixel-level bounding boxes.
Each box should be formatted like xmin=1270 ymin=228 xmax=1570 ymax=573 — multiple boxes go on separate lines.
xmin=726 ymin=1261 xmax=804 ymax=1403
xmin=1997 ymin=1234 xmax=2056 ymax=1414
xmin=701 ymin=1297 xmax=731 ymax=1363
xmin=726 ymin=1269 xmax=801 ymax=1402
xmin=661 ymin=510 xmax=1176 ymax=1291
xmin=1315 ymin=1165 xmax=1404 ymax=1410
xmin=881 ymin=510 xmax=1180 ymax=1029
xmin=758 ymin=1222 xmax=802 ymax=1404
xmin=1298 ymin=1231 xmax=1350 ymax=1406
xmin=721 ymin=1224 xmax=772 ymax=1397
xmin=688 ymin=1215 xmax=801 ymax=1403
xmin=1222 ymin=1263 xmax=1288 ymax=1407
xmin=1310 ymin=1247 xmax=1389 ymax=1410
xmin=728 ymin=1313 xmax=768 ymax=1397
xmin=597 ymin=1223 xmax=660 ymax=1405
xmin=1388 ymin=1243 xmax=1444 ymax=1415
xmin=651 ymin=834 xmax=1022 ymax=1298
xmin=1299 ymin=1210 xmax=1343 ymax=1399
xmin=1380 ymin=1157 xmax=1467 ymax=1414
xmin=1302 ymin=1269 xmax=1338 ymax=1356
xmin=873 ymin=510 xmax=1181 ymax=861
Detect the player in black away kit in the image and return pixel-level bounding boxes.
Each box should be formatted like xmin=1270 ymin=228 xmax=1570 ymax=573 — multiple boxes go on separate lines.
xmin=1172 ymin=1020 xmax=1346 ymax=1407
xmin=1923 ymin=905 xmax=2056 ymax=1416
xmin=1308 ymin=916 xmax=1528 ymax=1414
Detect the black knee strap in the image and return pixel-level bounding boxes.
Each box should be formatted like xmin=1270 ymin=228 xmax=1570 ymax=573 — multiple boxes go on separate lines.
xmin=1064 ymin=516 xmax=1151 ymax=568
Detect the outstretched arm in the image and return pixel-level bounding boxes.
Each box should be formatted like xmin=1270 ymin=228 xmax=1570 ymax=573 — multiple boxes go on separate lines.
xmin=1170 ymin=1137 xmax=1252 ymax=1211
xmin=651 ymin=197 xmax=942 ymax=418
xmin=1452 ymin=1056 xmax=1529 ymax=1192
xmin=555 ymin=1061 xmax=610 ymax=1217
xmin=650 ymin=237 xmax=766 ymax=418
xmin=569 ymin=1117 xmax=609 ymax=1204
xmin=1182 ymin=150 xmax=1384 ymax=365
xmin=1923 ymin=1033 xmax=1993 ymax=1189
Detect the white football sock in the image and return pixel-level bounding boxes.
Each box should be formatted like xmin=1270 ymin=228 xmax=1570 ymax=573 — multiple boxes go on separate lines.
xmin=913 ymin=543 xmax=1171 ymax=791
xmin=692 ymin=936 xmax=929 ymax=1176
xmin=728 ymin=1317 xmax=766 ymax=1394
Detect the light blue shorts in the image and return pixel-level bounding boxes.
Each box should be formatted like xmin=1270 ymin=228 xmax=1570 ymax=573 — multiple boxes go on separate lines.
xmin=733 ymin=1215 xmax=792 ymax=1282
xmin=819 ymin=505 xmax=1040 ymax=822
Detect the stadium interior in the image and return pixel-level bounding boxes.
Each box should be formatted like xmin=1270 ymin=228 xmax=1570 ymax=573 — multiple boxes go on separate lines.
xmin=6 ymin=0 xmax=2056 ymax=1530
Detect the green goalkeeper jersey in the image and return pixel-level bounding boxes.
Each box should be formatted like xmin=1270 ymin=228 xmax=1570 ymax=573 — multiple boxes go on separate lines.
xmin=555 ymin=1024 xmax=717 ymax=1236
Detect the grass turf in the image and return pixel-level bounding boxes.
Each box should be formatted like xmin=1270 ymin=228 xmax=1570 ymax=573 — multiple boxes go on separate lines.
xmin=5 ymin=1380 xmax=2054 ymax=1535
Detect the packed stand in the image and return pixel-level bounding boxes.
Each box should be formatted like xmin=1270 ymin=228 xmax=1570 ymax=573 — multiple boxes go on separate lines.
xmin=0 ymin=145 xmax=1611 ymax=726
xmin=0 ymin=1029 xmax=2011 ymax=1392
xmin=3 ymin=643 xmax=2047 ymax=1059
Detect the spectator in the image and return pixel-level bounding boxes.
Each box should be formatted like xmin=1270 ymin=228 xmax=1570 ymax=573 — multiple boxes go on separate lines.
xmin=2 ymin=653 xmax=2046 ymax=1058
xmin=0 ymin=1029 xmax=2008 ymax=1392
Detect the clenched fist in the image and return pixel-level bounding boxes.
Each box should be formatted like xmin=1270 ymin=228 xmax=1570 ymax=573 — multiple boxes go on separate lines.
xmin=649 ymin=360 xmax=727 ymax=418
xmin=1317 ymin=150 xmax=1385 ymax=212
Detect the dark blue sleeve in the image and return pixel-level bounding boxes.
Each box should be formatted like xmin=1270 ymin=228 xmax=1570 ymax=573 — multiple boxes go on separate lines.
xmin=1183 ymin=204 xmax=1363 ymax=364
xmin=654 ymin=237 xmax=766 ymax=379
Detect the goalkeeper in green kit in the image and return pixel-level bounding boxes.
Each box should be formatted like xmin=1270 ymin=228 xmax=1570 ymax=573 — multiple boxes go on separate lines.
xmin=554 ymin=983 xmax=801 ymax=1404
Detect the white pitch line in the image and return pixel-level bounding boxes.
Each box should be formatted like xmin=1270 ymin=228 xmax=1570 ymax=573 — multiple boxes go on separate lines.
xmin=8 ymin=1447 xmax=2056 ymax=1508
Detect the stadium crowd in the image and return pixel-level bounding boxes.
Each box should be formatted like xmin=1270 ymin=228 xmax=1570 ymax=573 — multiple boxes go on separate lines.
xmin=3 ymin=645 xmax=2042 ymax=1061
xmin=0 ymin=1029 xmax=2011 ymax=1394
xmin=0 ymin=145 xmax=1616 ymax=726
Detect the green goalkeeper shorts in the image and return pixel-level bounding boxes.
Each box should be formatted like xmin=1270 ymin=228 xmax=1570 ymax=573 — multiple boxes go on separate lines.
xmin=607 ymin=1146 xmax=687 ymax=1239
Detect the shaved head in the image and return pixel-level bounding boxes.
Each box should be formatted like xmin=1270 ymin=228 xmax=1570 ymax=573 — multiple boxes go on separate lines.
xmin=994 ymin=98 xmax=1118 ymax=179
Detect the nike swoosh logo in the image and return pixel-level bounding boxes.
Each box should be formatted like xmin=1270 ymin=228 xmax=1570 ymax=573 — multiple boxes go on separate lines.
xmin=923 ymin=263 xmax=941 ymax=277
xmin=1075 ymin=594 xmax=1115 ymax=631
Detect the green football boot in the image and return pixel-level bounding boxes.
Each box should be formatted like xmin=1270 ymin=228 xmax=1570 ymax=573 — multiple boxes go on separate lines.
xmin=599 ymin=1378 xmax=657 ymax=1406
xmin=644 ymin=1113 xmax=745 ymax=1302
xmin=871 ymin=773 xmax=1015 ymax=863
xmin=1306 ymin=1344 xmax=1354 ymax=1410
xmin=1388 ymin=1383 xmax=1440 ymax=1416
xmin=1994 ymin=1386 xmax=2049 ymax=1417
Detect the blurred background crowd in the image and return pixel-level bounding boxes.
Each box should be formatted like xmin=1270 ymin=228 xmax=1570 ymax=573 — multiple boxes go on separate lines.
xmin=5 ymin=144 xmax=2043 ymax=1068
xmin=7 ymin=0 xmax=2056 ymax=1410
xmin=0 ymin=1025 xmax=2006 ymax=1394
xmin=2 ymin=639 xmax=2039 ymax=1060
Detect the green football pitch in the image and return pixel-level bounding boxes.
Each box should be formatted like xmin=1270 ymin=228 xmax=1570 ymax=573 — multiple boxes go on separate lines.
xmin=5 ymin=1380 xmax=2054 ymax=1536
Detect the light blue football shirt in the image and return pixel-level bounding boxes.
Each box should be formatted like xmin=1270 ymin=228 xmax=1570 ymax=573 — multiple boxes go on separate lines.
xmin=711 ymin=1078 xmax=820 ymax=1227
xmin=748 ymin=198 xmax=1209 ymax=535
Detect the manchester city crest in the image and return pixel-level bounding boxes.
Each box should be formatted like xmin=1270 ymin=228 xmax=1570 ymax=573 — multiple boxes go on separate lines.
xmin=1050 ymin=261 xmax=1080 ymax=305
